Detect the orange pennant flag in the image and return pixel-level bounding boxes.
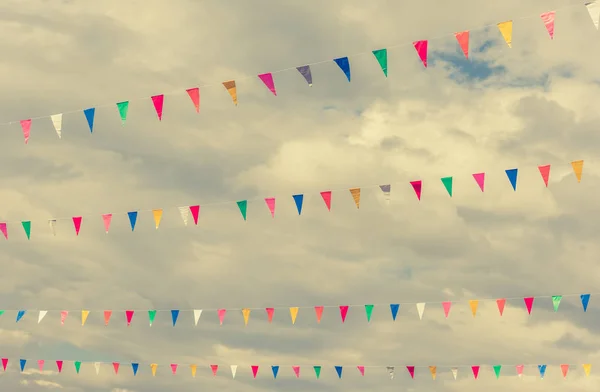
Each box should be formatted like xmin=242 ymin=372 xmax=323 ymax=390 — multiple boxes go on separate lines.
xmin=469 ymin=300 xmax=478 ymax=316
xmin=81 ymin=310 xmax=90 ymax=326
xmin=190 ymin=364 xmax=197 ymax=378
xmin=242 ymin=308 xmax=251 ymax=326
xmin=314 ymin=306 xmax=324 ymax=323
xmin=152 ymin=209 xmax=163 ymax=229
xmin=571 ymin=160 xmax=583 ymax=182
xmin=454 ymin=31 xmax=469 ymax=58
xmin=349 ymin=188 xmax=360 ymax=209
xmin=151 ymin=363 xmax=158 ymax=376
xmin=289 ymin=307 xmax=299 ymax=324
xmin=223 ymin=81 xmax=238 ymax=105
xmin=583 ymin=363 xmax=592 ymax=376
xmin=429 ymin=366 xmax=437 ymax=380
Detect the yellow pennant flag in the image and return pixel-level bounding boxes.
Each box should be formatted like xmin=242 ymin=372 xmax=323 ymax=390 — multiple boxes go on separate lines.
xmin=429 ymin=366 xmax=437 ymax=380
xmin=152 ymin=209 xmax=163 ymax=229
xmin=349 ymin=188 xmax=360 ymax=209
xmin=223 ymin=80 xmax=238 ymax=106
xmin=583 ymin=363 xmax=591 ymax=376
xmin=242 ymin=308 xmax=251 ymax=326
xmin=151 ymin=363 xmax=158 ymax=376
xmin=497 ymin=21 xmax=513 ymax=48
xmin=190 ymin=364 xmax=197 ymax=378
xmin=469 ymin=300 xmax=478 ymax=317
xmin=81 ymin=310 xmax=90 ymax=326
xmin=289 ymin=307 xmax=299 ymax=324
xmin=571 ymin=160 xmax=584 ymax=182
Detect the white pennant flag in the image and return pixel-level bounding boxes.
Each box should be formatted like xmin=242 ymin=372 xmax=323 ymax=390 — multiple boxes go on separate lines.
xmin=451 ymin=368 xmax=458 ymax=380
xmin=416 ymin=302 xmax=426 ymax=320
xmin=50 ymin=114 xmax=63 ymax=139
xmin=94 ymin=362 xmax=101 ymax=375
xmin=38 ymin=310 xmax=48 ymax=324
xmin=587 ymin=1 xmax=600 ymax=29
xmin=193 ymin=309 xmax=202 ymax=326
xmin=230 ymin=365 xmax=237 ymax=378
xmin=48 ymin=220 xmax=56 ymax=236
xmin=386 ymin=366 xmax=395 ymax=379
xmin=179 ymin=206 xmax=189 ymax=226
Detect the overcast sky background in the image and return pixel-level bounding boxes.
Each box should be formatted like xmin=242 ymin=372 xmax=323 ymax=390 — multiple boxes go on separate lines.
xmin=0 ymin=0 xmax=598 ymax=391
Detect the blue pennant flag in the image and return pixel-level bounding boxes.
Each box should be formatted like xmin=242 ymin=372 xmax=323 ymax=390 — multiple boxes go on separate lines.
xmin=127 ymin=211 xmax=138 ymax=231
xmin=292 ymin=194 xmax=304 ymax=215
xmin=581 ymin=294 xmax=591 ymax=312
xmin=171 ymin=310 xmax=180 ymax=326
xmin=83 ymin=108 xmax=95 ymax=133
xmin=19 ymin=359 xmax=26 ymax=372
xmin=538 ymin=364 xmax=546 ymax=378
xmin=271 ymin=365 xmax=279 ymax=379
xmin=335 ymin=365 xmax=343 ymax=378
xmin=390 ymin=304 xmax=400 ymax=321
xmin=132 ymin=363 xmax=139 ymax=375
xmin=16 ymin=310 xmax=26 ymax=323
xmin=505 ymin=168 xmax=518 ymax=191
xmin=333 ymin=57 xmax=351 ymax=82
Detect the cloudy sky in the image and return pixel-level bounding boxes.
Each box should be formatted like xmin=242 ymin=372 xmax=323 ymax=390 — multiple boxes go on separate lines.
xmin=0 ymin=0 xmax=598 ymax=390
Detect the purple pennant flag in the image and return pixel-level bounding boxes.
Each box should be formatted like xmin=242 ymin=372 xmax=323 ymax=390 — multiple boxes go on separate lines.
xmin=296 ymin=65 xmax=312 ymax=86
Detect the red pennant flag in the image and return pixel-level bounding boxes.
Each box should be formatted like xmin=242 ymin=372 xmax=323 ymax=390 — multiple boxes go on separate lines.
xmin=496 ymin=298 xmax=506 ymax=316
xmin=339 ymin=305 xmax=349 ymax=323
xmin=560 ymin=364 xmax=569 ymax=378
xmin=125 ymin=310 xmax=134 ymax=326
xmin=541 ymin=11 xmax=556 ymax=39
xmin=320 ymin=191 xmax=332 ymax=211
xmin=102 ymin=213 xmax=112 ymax=233
xmin=104 ymin=310 xmax=112 ymax=326
xmin=20 ymin=119 xmax=32 ymax=144
xmin=442 ymin=301 xmax=451 ymax=318
xmin=314 ymin=306 xmax=324 ymax=323
xmin=413 ymin=40 xmax=428 ymax=68
xmin=406 ymin=366 xmax=415 ymax=378
xmin=265 ymin=308 xmax=274 ymax=323
xmin=455 ymin=31 xmax=469 ymax=58
xmin=210 ymin=364 xmax=218 ymax=376
xmin=258 ymin=73 xmax=277 ymax=96
xmin=113 ymin=362 xmax=120 ymax=374
xmin=292 ymin=366 xmax=300 ymax=378
xmin=524 ymin=297 xmax=534 ymax=314
xmin=72 ymin=216 xmax=82 ymax=236
xmin=189 ymin=205 xmax=200 ymax=225
xmin=186 ymin=88 xmax=200 ymax=113
xmin=1 ymin=358 xmax=7 ymax=371
xmin=151 ymin=94 xmax=164 ymax=121
xmin=538 ymin=165 xmax=550 ymax=187
xmin=56 ymin=360 xmax=63 ymax=373
xmin=251 ymin=365 xmax=259 ymax=378
xmin=410 ymin=180 xmax=422 ymax=200
xmin=37 ymin=360 xmax=44 ymax=372
xmin=471 ymin=365 xmax=480 ymax=379
xmin=264 ymin=197 xmax=275 ymax=218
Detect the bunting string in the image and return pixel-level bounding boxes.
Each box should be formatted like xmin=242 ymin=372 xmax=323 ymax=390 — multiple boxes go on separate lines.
xmin=4 ymin=1 xmax=595 ymax=143
xmin=0 ymin=160 xmax=584 ymax=239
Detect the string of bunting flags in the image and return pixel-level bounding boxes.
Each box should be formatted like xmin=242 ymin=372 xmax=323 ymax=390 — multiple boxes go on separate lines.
xmin=0 ymin=160 xmax=584 ymax=240
xmin=3 ymin=293 xmax=594 ymax=326
xmin=8 ymin=2 xmax=600 ymax=144
xmin=0 ymin=359 xmax=593 ymax=379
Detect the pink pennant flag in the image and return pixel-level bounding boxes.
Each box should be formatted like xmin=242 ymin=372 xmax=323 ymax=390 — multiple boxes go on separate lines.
xmin=251 ymin=365 xmax=259 ymax=378
xmin=37 ymin=359 xmax=44 ymax=372
xmin=406 ymin=366 xmax=415 ymax=379
xmin=442 ymin=301 xmax=451 ymax=318
xmin=170 ymin=364 xmax=178 ymax=375
xmin=538 ymin=165 xmax=550 ymax=187
xmin=21 ymin=119 xmax=32 ymax=144
xmin=315 ymin=306 xmax=324 ymax=323
xmin=189 ymin=205 xmax=200 ymax=225
xmin=60 ymin=311 xmax=68 ymax=325
xmin=320 ymin=191 xmax=332 ymax=211
xmin=102 ymin=213 xmax=112 ymax=233
xmin=516 ymin=364 xmax=524 ymax=377
xmin=125 ymin=310 xmax=134 ymax=326
xmin=357 ymin=365 xmax=365 ymax=376
xmin=113 ymin=362 xmax=120 ymax=374
xmin=455 ymin=31 xmax=469 ymax=58
xmin=541 ymin=11 xmax=556 ymax=39
xmin=0 ymin=223 xmax=8 ymax=240
xmin=410 ymin=180 xmax=422 ymax=200
xmin=560 ymin=364 xmax=569 ymax=378
xmin=258 ymin=73 xmax=277 ymax=96
xmin=472 ymin=365 xmax=480 ymax=379
xmin=265 ymin=307 xmax=274 ymax=323
xmin=292 ymin=365 xmax=300 ymax=378
xmin=72 ymin=216 xmax=82 ymax=236
xmin=56 ymin=360 xmax=63 ymax=373
xmin=472 ymin=173 xmax=485 ymax=192
xmin=210 ymin=364 xmax=218 ymax=376
xmin=186 ymin=87 xmax=200 ymax=113
xmin=1 ymin=358 xmax=7 ymax=371
xmin=217 ymin=309 xmax=226 ymax=325
xmin=339 ymin=305 xmax=349 ymax=323
xmin=524 ymin=297 xmax=534 ymax=314
xmin=151 ymin=94 xmax=164 ymax=121
xmin=264 ymin=198 xmax=275 ymax=218
xmin=413 ymin=40 xmax=428 ymax=68
xmin=496 ymin=298 xmax=506 ymax=316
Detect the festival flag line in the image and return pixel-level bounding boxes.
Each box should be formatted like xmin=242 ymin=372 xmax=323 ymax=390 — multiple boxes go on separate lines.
xmin=0 ymin=161 xmax=583 ymax=239
xmin=3 ymin=293 xmax=595 ymax=327
xmin=2 ymin=3 xmax=592 ymax=143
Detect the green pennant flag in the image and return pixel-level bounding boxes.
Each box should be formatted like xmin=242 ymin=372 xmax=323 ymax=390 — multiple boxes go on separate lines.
xmin=148 ymin=310 xmax=157 ymax=326
xmin=493 ymin=365 xmax=501 ymax=379
xmin=372 ymin=49 xmax=388 ymax=77
xmin=74 ymin=361 xmax=81 ymax=374
xmin=0 ymin=311 xmax=5 ymax=317
xmin=552 ymin=295 xmax=562 ymax=312
xmin=237 ymin=200 xmax=247 ymax=221
xmin=364 ymin=304 xmax=374 ymax=322
xmin=441 ymin=177 xmax=453 ymax=197
xmin=21 ymin=221 xmax=31 ymax=240
xmin=116 ymin=101 xmax=129 ymax=125
xmin=313 ymin=366 xmax=321 ymax=379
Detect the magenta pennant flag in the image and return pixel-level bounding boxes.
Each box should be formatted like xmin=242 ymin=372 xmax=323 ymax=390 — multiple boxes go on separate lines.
xmin=406 ymin=366 xmax=415 ymax=379
xmin=217 ymin=309 xmax=226 ymax=325
xmin=37 ymin=360 xmax=44 ymax=372
xmin=264 ymin=197 xmax=275 ymax=218
xmin=189 ymin=205 xmax=200 ymax=225
xmin=541 ymin=11 xmax=556 ymax=39
xmin=170 ymin=364 xmax=178 ymax=375
xmin=20 ymin=119 xmax=32 ymax=144
xmin=442 ymin=301 xmax=451 ymax=318
xmin=1 ymin=358 xmax=7 ymax=371
xmin=258 ymin=73 xmax=277 ymax=96
xmin=125 ymin=310 xmax=134 ymax=326
xmin=56 ymin=360 xmax=63 ymax=373
xmin=72 ymin=216 xmax=82 ymax=236
xmin=251 ymin=365 xmax=259 ymax=378
xmin=151 ymin=94 xmax=164 ymax=121
xmin=292 ymin=366 xmax=300 ymax=378
xmin=113 ymin=362 xmax=120 ymax=375
xmin=339 ymin=305 xmax=349 ymax=323
xmin=538 ymin=165 xmax=550 ymax=187
xmin=410 ymin=180 xmax=422 ymax=200
xmin=472 ymin=365 xmax=480 ymax=379
xmin=320 ymin=191 xmax=332 ymax=211
xmin=186 ymin=87 xmax=200 ymax=113
xmin=524 ymin=297 xmax=534 ymax=314
xmin=357 ymin=365 xmax=365 ymax=376
xmin=413 ymin=40 xmax=428 ymax=68
xmin=0 ymin=223 xmax=8 ymax=240
xmin=210 ymin=364 xmax=218 ymax=376
xmin=472 ymin=173 xmax=485 ymax=192
xmin=102 ymin=213 xmax=112 ymax=233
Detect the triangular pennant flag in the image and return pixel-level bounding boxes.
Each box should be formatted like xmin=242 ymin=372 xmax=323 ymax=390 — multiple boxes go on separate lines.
xmin=335 ymin=366 xmax=343 ymax=379
xmin=314 ymin=306 xmax=324 ymax=323
xmin=102 ymin=214 xmax=112 ymax=233
xmin=441 ymin=177 xmax=453 ymax=196
xmin=442 ymin=301 xmax=451 ymax=318
xmin=538 ymin=165 xmax=550 ymax=187
xmin=152 ymin=209 xmax=162 ymax=229
xmin=357 ymin=365 xmax=365 ymax=376
xmin=290 ymin=307 xmax=299 ymax=324
xmin=320 ymin=191 xmax=332 ymax=211
xmin=81 ymin=310 xmax=89 ymax=326
xmin=505 ymin=168 xmax=518 ymax=191
xmin=349 ymin=188 xmax=360 ymax=208
xmin=387 ymin=366 xmax=395 ymax=379
xmin=193 ymin=309 xmax=202 ymax=326
xmin=571 ymin=160 xmax=584 ymax=182
xmin=516 ymin=364 xmax=524 ymax=377
xmin=83 ymin=108 xmax=95 ymax=133
xmin=292 ymin=366 xmax=300 ymax=378
xmin=151 ymin=363 xmax=158 ymax=376
xmin=170 ymin=364 xmax=178 ymax=375
xmin=272 ymin=365 xmax=279 ymax=379
xmin=125 ymin=310 xmax=134 ymax=326
xmin=265 ymin=307 xmax=274 ymax=323
xmin=148 ymin=310 xmax=156 ymax=326
xmin=236 ymin=200 xmax=247 ymax=221
xmin=429 ymin=366 xmax=437 ymax=380
xmin=471 ymin=365 xmax=480 ymax=379
xmin=451 ymin=368 xmax=458 ymax=380
xmin=131 ymin=363 xmax=138 ymax=376
xmin=333 ymin=57 xmax=351 ymax=81
xmin=178 ymin=206 xmax=189 ymax=226
xmin=50 ymin=113 xmax=62 ymax=138
xmin=541 ymin=11 xmax=556 ymax=39
xmin=22 ymin=221 xmax=31 ymax=240
xmin=372 ymin=49 xmax=388 ymax=76
xmin=222 ymin=81 xmax=238 ymax=105
xmin=210 ymin=364 xmax=218 ymax=376
xmin=581 ymin=294 xmax=591 ymax=312
xmin=472 ymin=173 xmax=485 ymax=192
xmin=113 ymin=362 xmax=120 ymax=375
xmin=116 ymin=101 xmax=129 ymax=125
xmin=0 ymin=223 xmax=7 ymax=240
xmin=365 ymin=304 xmax=374 ymax=322
xmin=339 ymin=305 xmax=349 ymax=322
xmin=38 ymin=360 xmax=44 ymax=372
xmin=497 ymin=21 xmax=513 ymax=48
xmin=38 ymin=310 xmax=47 ymax=323
xmin=410 ymin=181 xmax=422 ymax=200
xmin=292 ymin=194 xmax=304 ymax=215
xmin=16 ymin=310 xmax=26 ymax=322
xmin=258 ymin=73 xmax=277 ymax=96
xmin=583 ymin=363 xmax=592 ymax=376
xmin=406 ymin=366 xmax=415 ymax=379
xmin=74 ymin=361 xmax=81 ymax=374
xmin=186 ymin=88 xmax=200 ymax=113
xmin=217 ymin=309 xmax=226 ymax=325
xmin=496 ymin=298 xmax=506 ymax=316
xmin=171 ymin=309 xmax=179 ymax=326
xmin=379 ymin=184 xmax=391 ymax=203
xmin=20 ymin=119 xmax=31 ymax=144
xmin=56 ymin=360 xmax=63 ymax=373
xmin=524 ymin=297 xmax=534 ymax=314
xmin=313 ymin=365 xmax=321 ymax=379
xmin=455 ymin=31 xmax=469 ymax=58
xmin=230 ymin=365 xmax=237 ymax=378
xmin=72 ymin=216 xmax=82 ymax=236
xmin=1 ymin=358 xmax=7 ymax=371
xmin=190 ymin=364 xmax=197 ymax=378
xmin=19 ymin=359 xmax=26 ymax=372
xmin=60 ymin=310 xmax=68 ymax=325
xmin=413 ymin=40 xmax=428 ymax=67
xmin=151 ymin=94 xmax=164 ymax=121
xmin=390 ymin=304 xmax=399 ymax=320
xmin=493 ymin=365 xmax=501 ymax=379
xmin=94 ymin=362 xmax=100 ymax=375
xmin=242 ymin=308 xmax=251 ymax=326
xmin=416 ymin=302 xmax=425 ymax=320
xmin=586 ymin=1 xmax=600 ymax=29
xmin=538 ymin=364 xmax=546 ymax=379
xmin=264 ymin=198 xmax=275 ymax=218
xmin=561 ymin=364 xmax=569 ymax=378
xmin=251 ymin=365 xmax=259 ymax=378
xmin=552 ymin=295 xmax=562 ymax=311
xmin=469 ymin=300 xmax=478 ymax=316
xmin=104 ymin=310 xmax=112 ymax=326
xmin=296 ymin=65 xmax=313 ymax=86
xmin=127 ymin=211 xmax=138 ymax=231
